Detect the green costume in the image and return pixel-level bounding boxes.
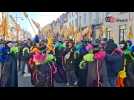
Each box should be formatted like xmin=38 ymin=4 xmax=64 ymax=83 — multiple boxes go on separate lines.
xmin=44 ymin=54 xmax=56 ymax=64
xmin=79 ymin=52 xmax=94 ymax=69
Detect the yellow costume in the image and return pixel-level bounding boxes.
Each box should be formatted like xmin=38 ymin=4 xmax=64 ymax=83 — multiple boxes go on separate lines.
xmin=47 ymin=35 xmax=54 ymax=53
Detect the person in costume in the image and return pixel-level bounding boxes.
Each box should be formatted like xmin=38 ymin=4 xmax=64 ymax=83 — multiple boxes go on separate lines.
xmin=79 ymin=43 xmax=94 ymax=87
xmin=125 ymin=45 xmax=134 ymax=87
xmin=77 ymin=39 xmax=92 ymax=87
xmin=41 ymin=37 xmax=57 ymax=87
xmin=9 ymin=42 xmax=19 ymax=87
xmin=105 ymin=40 xmax=123 ymax=87
xmin=0 ymin=42 xmax=9 ymax=86
xmin=31 ymin=36 xmax=57 ymax=87
xmin=0 ymin=42 xmax=18 ymax=87
xmin=73 ymin=42 xmax=82 ymax=84
xmin=39 ymin=40 xmax=46 ymax=54
xmin=85 ymin=41 xmax=110 ymax=87
xmin=21 ymin=42 xmax=30 ymax=76
xmin=28 ymin=42 xmax=41 ymax=85
xmin=63 ymin=40 xmax=78 ymax=86
xmin=126 ymin=40 xmax=133 ymax=51
xmin=54 ymin=40 xmax=66 ymax=83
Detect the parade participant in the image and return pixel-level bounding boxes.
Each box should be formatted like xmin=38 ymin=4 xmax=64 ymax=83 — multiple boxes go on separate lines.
xmin=124 ymin=40 xmax=133 ymax=64
xmin=31 ymin=36 xmax=57 ymax=87
xmin=78 ymin=40 xmax=88 ymax=63
xmin=28 ymin=42 xmax=41 ymax=85
xmin=10 ymin=42 xmax=19 ymax=59
xmin=30 ymin=43 xmax=40 ymax=54
xmin=125 ymin=45 xmax=134 ymax=86
xmin=39 ymin=40 xmax=46 ymax=54
xmin=0 ymin=42 xmax=18 ymax=87
xmin=34 ymin=35 xmax=40 ymax=43
xmin=86 ymin=41 xmax=110 ymax=87
xmin=54 ymin=41 xmax=66 ymax=83
xmin=126 ymin=40 xmax=133 ymax=51
xmin=63 ymin=40 xmax=78 ymax=86
xmin=0 ymin=42 xmax=9 ymax=86
xmin=31 ymin=49 xmax=47 ymax=87
xmin=77 ymin=39 xmax=94 ymax=87
xmin=21 ymin=42 xmax=30 ymax=76
xmin=18 ymin=42 xmax=24 ymax=71
xmin=42 ymin=45 xmax=57 ymax=87
xmin=105 ymin=39 xmax=115 ymax=54
xmin=105 ymin=42 xmax=123 ymax=87
xmin=73 ymin=42 xmax=82 ymax=83
xmin=79 ymin=43 xmax=94 ymax=87
xmin=119 ymin=40 xmax=126 ymax=51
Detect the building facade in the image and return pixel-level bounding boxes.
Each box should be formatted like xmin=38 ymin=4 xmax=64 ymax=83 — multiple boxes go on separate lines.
xmin=43 ymin=12 xmax=134 ymax=44
xmin=104 ymin=12 xmax=134 ymax=44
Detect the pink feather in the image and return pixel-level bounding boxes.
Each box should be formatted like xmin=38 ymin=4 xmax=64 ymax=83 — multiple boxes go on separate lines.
xmin=95 ymin=51 xmax=106 ymax=61
xmin=33 ymin=52 xmax=45 ymax=63
xmin=114 ymin=48 xmax=123 ymax=56
xmin=86 ymin=44 xmax=93 ymax=51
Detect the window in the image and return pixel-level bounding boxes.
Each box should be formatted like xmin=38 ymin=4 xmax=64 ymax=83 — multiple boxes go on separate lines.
xmin=106 ymin=28 xmax=111 ymax=39
xmin=119 ymin=24 xmax=127 ymax=42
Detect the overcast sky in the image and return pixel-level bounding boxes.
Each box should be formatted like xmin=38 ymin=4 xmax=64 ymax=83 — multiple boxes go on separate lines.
xmin=10 ymin=12 xmax=65 ymax=38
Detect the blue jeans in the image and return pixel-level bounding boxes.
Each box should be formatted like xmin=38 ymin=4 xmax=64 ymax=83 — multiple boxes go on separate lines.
xmin=21 ymin=58 xmax=29 ymax=73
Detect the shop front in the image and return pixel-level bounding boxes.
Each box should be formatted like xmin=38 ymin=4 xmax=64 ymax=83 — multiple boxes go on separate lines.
xmin=105 ymin=15 xmax=129 ymax=43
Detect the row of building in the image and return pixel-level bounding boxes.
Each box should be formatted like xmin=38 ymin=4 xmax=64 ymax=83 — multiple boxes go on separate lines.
xmin=42 ymin=12 xmax=134 ymax=44
xmin=0 ymin=12 xmax=32 ymax=41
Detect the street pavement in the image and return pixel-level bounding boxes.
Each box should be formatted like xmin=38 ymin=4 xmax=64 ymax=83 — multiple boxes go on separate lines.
xmin=18 ymin=71 xmax=67 ymax=87
xmin=18 ymin=72 xmax=66 ymax=87
xmin=18 ymin=72 xmax=34 ymax=87
xmin=18 ymin=72 xmax=78 ymax=87
xmin=18 ymin=65 xmax=78 ymax=87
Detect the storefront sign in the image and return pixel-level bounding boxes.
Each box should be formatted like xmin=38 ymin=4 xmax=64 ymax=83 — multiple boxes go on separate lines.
xmin=105 ymin=16 xmax=128 ymax=23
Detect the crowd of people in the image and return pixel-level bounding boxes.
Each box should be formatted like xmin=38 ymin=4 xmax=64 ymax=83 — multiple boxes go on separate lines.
xmin=0 ymin=36 xmax=134 ymax=87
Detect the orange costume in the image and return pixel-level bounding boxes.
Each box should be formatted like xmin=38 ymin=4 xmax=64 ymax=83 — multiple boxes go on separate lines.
xmin=31 ymin=47 xmax=40 ymax=53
